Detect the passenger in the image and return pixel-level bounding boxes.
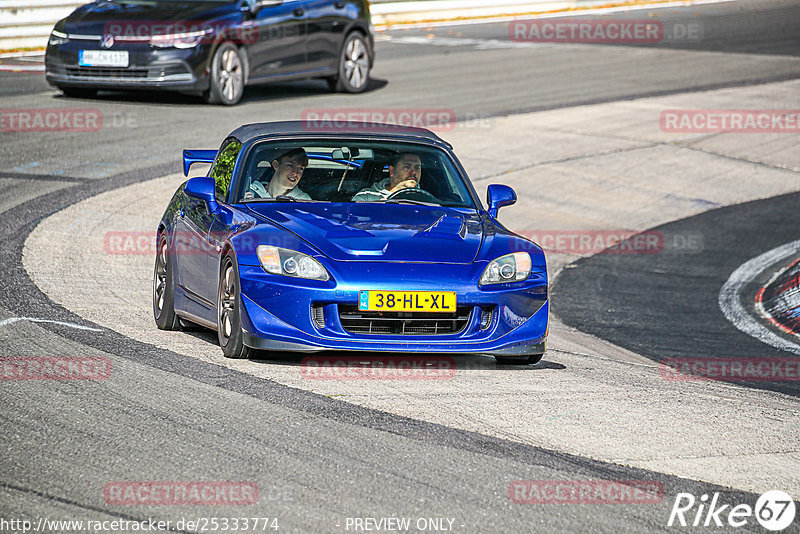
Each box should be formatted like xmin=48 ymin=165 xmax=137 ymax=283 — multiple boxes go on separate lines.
xmin=351 ymin=152 xmax=422 ymax=202
xmin=247 ymin=147 xmax=312 ymax=200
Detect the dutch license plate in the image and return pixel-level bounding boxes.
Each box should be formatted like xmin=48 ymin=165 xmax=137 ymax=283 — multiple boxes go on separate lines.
xmin=358 ymin=291 xmax=457 ymax=313
xmin=79 ymin=50 xmax=129 ymax=67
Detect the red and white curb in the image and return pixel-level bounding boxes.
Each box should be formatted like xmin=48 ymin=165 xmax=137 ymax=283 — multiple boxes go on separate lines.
xmin=719 ymin=240 xmax=800 ymax=354
xmin=755 ymin=258 xmax=800 ymax=336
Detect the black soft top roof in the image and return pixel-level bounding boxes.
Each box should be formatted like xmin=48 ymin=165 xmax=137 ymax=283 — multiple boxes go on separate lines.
xmin=229 ymin=121 xmax=452 ymax=148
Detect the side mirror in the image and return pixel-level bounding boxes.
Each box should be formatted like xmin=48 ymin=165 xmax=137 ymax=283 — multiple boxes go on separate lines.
xmin=184 ymin=177 xmax=219 ymax=213
xmin=183 ymin=149 xmax=217 ymax=176
xmin=244 ymin=0 xmax=282 ymax=14
xmin=486 ymin=184 xmax=516 ymax=218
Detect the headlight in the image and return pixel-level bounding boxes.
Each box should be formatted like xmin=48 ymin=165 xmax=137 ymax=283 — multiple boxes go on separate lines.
xmin=479 ymin=252 xmax=532 ymax=285
xmin=49 ymin=30 xmax=69 ymax=46
xmin=150 ymin=29 xmax=209 ymax=49
xmin=257 ymin=245 xmax=329 ymax=281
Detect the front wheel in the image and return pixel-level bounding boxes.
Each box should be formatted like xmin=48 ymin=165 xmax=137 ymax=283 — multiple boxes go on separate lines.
xmin=204 ymin=42 xmax=245 ymax=105
xmin=217 ymin=254 xmax=253 ymax=359
xmin=328 ymin=32 xmax=370 ymax=93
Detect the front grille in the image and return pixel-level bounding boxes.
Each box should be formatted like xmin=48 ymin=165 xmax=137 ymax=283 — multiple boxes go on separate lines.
xmin=66 ymin=66 xmax=148 ymax=78
xmin=339 ymin=305 xmax=472 ymax=336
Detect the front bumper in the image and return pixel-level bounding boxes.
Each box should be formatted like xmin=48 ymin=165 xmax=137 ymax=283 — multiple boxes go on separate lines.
xmin=236 ymin=261 xmax=549 ymax=356
xmin=45 ymin=39 xmax=210 ymax=91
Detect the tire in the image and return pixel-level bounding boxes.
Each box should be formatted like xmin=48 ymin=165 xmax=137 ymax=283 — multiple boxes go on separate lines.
xmin=153 ymin=232 xmax=181 ymax=330
xmin=59 ymin=87 xmax=97 ymax=99
xmin=217 ymin=253 xmax=253 ymax=359
xmin=204 ymin=42 xmax=245 ymax=105
xmin=328 ymin=32 xmax=370 ymax=93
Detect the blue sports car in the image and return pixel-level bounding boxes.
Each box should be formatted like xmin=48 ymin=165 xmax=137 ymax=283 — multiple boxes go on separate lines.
xmin=153 ymin=121 xmax=548 ymax=364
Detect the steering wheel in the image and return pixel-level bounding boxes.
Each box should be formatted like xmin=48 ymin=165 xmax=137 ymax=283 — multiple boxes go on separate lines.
xmin=385 ymin=187 xmax=439 ymax=204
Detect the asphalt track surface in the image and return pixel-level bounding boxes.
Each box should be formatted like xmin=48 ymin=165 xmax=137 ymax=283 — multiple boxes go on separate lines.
xmin=1 ymin=0 xmax=800 ymax=532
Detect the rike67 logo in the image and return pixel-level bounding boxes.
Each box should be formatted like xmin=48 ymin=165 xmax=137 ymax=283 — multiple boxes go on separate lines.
xmin=668 ymin=490 xmax=796 ymax=531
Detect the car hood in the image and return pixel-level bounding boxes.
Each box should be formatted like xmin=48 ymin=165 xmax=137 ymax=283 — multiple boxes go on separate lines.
xmin=246 ymin=203 xmax=485 ymax=264
xmin=63 ymin=1 xmax=234 ymax=34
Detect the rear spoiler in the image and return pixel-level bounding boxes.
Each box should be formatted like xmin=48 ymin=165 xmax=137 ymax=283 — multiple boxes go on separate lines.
xmin=182 ymin=149 xmax=217 ymax=176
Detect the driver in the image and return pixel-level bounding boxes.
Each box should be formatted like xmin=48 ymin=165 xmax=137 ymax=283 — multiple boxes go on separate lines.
xmin=351 ymin=152 xmax=422 ymax=202
xmin=245 ymin=147 xmax=312 ymax=200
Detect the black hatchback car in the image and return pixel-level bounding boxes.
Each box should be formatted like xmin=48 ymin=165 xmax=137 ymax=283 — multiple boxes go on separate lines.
xmin=45 ymin=0 xmax=373 ymax=105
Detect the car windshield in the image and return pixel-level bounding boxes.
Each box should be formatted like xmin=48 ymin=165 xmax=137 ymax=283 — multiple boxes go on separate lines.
xmin=234 ymin=139 xmax=477 ymax=208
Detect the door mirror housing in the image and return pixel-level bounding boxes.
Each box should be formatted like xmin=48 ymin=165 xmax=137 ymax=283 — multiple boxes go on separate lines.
xmin=184 ymin=177 xmax=219 ymax=213
xmin=244 ymin=0 xmax=282 ymax=14
xmin=486 ymin=184 xmax=516 ymax=218
xmin=182 ymin=149 xmax=217 ymax=176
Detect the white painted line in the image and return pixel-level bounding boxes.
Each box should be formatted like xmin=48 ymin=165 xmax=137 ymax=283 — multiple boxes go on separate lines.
xmin=718 ymin=240 xmax=800 ymax=355
xmin=0 ymin=64 xmax=45 ymax=71
xmin=371 ymin=0 xmax=574 ymax=14
xmin=0 ymin=50 xmax=45 ymax=58
xmin=375 ymin=0 xmax=736 ymax=31
xmin=377 ymin=35 xmax=555 ymax=49
xmin=0 ymin=317 xmax=103 ymax=332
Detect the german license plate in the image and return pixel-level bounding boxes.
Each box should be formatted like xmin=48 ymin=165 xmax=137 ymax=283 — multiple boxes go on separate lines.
xmin=358 ymin=291 xmax=456 ymax=313
xmin=79 ymin=50 xmax=129 ymax=67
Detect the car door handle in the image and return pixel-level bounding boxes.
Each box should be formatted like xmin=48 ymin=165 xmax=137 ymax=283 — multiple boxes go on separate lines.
xmin=294 ymin=7 xmax=304 ymax=16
